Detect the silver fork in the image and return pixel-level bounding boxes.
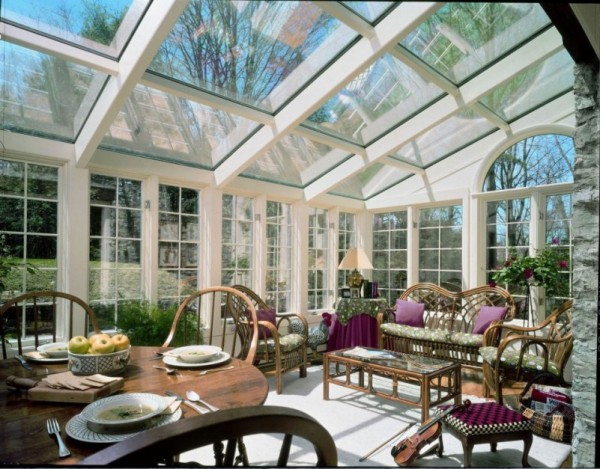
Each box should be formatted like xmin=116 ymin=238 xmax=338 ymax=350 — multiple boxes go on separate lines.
xmin=47 ymin=417 xmax=71 ymax=458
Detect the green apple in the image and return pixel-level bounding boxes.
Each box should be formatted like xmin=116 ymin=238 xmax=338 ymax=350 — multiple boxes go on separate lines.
xmin=91 ymin=337 xmax=116 ymax=354
xmin=111 ymin=333 xmax=130 ymax=351
xmin=68 ymin=336 xmax=90 ymax=354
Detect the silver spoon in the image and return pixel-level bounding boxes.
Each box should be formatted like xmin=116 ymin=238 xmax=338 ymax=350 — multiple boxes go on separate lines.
xmin=153 ymin=365 xmax=177 ymax=374
xmin=198 ymin=365 xmax=235 ymax=376
xmin=186 ymin=390 xmax=219 ymax=412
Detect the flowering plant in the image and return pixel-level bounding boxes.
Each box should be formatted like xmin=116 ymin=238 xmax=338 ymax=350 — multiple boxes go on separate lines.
xmin=490 ymin=239 xmax=569 ymax=297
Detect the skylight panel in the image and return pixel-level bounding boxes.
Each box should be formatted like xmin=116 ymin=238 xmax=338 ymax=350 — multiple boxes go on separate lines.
xmin=0 ymin=41 xmax=107 ymax=142
xmin=478 ymin=50 xmax=574 ymax=123
xmin=148 ymin=0 xmax=358 ymax=113
xmin=400 ymin=3 xmax=551 ymax=84
xmin=240 ymin=134 xmax=351 ymax=187
xmin=340 ymin=1 xmax=396 ymax=24
xmin=1 ymin=0 xmax=149 ymax=58
xmin=392 ymin=110 xmax=496 ymax=167
xmin=304 ymin=53 xmax=445 ymax=145
xmin=101 ymin=84 xmax=260 ymax=168
xmin=328 ymin=163 xmax=411 ymax=200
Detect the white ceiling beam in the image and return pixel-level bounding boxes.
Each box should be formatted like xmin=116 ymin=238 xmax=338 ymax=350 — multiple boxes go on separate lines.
xmin=292 ymin=126 xmax=366 ymax=157
xmin=141 ymin=72 xmax=275 ymax=126
xmin=74 ymin=0 xmax=190 ymax=168
xmin=0 ymin=21 xmax=118 ymax=75
xmin=312 ymin=1 xmax=376 ymax=39
xmin=1 ymin=131 xmax=75 ymax=162
xmin=382 ymin=156 xmax=426 ymax=174
xmin=214 ymin=2 xmax=443 ymax=188
xmin=469 ymin=102 xmax=511 ymax=133
xmin=304 ymin=155 xmax=366 ymax=201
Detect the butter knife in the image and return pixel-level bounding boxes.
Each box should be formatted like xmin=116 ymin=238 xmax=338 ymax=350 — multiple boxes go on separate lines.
xmin=165 ymin=391 xmax=209 ymax=415
xmin=15 ymin=355 xmax=33 ymax=370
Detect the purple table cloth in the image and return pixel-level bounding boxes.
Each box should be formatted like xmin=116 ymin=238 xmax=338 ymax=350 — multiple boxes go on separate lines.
xmin=326 ymin=313 xmax=380 ymax=351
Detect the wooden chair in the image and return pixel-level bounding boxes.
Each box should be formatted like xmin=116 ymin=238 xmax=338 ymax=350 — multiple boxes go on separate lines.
xmin=232 ymin=285 xmax=308 ymax=394
xmin=162 ymin=286 xmax=259 ymax=364
xmin=0 ymin=291 xmax=101 ymax=359
xmin=479 ymin=299 xmax=574 ymax=404
xmin=80 ymin=405 xmax=337 ymax=467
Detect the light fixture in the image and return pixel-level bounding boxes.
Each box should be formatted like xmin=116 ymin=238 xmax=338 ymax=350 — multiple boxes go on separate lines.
xmin=338 ymin=248 xmax=373 ymax=291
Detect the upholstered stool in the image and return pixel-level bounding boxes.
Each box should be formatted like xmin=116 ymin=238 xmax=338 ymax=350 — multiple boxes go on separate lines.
xmin=435 ymin=401 xmax=533 ymax=468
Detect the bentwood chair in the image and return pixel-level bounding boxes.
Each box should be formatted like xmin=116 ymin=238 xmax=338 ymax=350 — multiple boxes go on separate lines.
xmin=162 ymin=286 xmax=259 ymax=364
xmin=479 ymin=299 xmax=574 ymax=404
xmin=232 ymin=285 xmax=308 ymax=394
xmin=0 ymin=291 xmax=101 ymax=359
xmin=80 ymin=405 xmax=338 ymax=467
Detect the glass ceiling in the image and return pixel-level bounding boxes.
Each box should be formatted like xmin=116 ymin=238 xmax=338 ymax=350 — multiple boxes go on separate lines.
xmin=0 ymin=1 xmax=575 ymax=203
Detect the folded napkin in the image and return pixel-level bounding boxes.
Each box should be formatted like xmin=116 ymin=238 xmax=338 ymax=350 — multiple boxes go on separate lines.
xmin=23 ymin=351 xmax=49 ymax=360
xmin=162 ymin=395 xmax=182 ymax=415
xmin=42 ymin=371 xmax=121 ymax=390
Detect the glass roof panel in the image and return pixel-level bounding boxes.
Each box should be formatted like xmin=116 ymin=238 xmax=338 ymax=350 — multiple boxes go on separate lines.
xmin=101 ymin=84 xmax=260 ymax=168
xmin=149 ymin=0 xmax=358 ymax=112
xmin=400 ymin=3 xmax=551 ymax=84
xmin=1 ymin=0 xmax=148 ymax=58
xmin=479 ymin=50 xmax=574 ymax=122
xmin=341 ymin=1 xmax=396 ymax=24
xmin=304 ymin=53 xmax=445 ymax=145
xmin=392 ymin=109 xmax=496 ymax=167
xmin=240 ymin=134 xmax=351 ymax=187
xmin=0 ymin=41 xmax=108 ymax=142
xmin=328 ymin=163 xmax=411 ymax=200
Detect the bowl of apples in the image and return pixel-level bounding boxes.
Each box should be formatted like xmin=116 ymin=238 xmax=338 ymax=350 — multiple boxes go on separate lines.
xmin=67 ymin=333 xmax=131 ymax=376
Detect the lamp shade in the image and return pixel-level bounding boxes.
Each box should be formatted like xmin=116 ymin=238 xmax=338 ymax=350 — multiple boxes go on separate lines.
xmin=338 ymin=248 xmax=373 ymax=270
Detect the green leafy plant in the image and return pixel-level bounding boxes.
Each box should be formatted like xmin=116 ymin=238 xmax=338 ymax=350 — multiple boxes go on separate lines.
xmin=115 ymin=300 xmax=203 ymax=347
xmin=490 ymin=240 xmax=569 ymax=297
xmin=0 ymin=234 xmax=38 ymax=295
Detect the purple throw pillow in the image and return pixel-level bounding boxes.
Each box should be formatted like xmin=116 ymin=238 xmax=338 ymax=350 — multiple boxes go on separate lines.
xmin=395 ymin=300 xmax=425 ymax=328
xmin=472 ymin=306 xmax=508 ymax=334
xmin=255 ymin=308 xmax=276 ymax=338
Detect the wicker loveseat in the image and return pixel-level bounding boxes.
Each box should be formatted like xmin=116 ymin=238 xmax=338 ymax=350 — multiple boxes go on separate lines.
xmin=377 ymin=283 xmax=516 ymax=368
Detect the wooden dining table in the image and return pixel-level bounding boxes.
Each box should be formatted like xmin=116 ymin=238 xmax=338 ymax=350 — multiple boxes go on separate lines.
xmin=0 ymin=346 xmax=269 ymax=465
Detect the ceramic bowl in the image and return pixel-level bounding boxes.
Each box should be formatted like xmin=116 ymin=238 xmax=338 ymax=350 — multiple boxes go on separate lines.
xmin=37 ymin=342 xmax=69 ymax=358
xmin=68 ymin=347 xmax=130 ymax=376
xmin=177 ymin=345 xmax=222 ymax=364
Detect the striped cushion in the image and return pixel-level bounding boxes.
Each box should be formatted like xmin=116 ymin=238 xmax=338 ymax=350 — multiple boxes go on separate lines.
xmin=435 ymin=402 xmax=532 ymax=436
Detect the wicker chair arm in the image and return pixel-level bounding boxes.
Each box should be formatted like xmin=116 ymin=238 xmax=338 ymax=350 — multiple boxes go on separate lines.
xmin=377 ymin=308 xmax=395 ymax=326
xmin=276 ymin=312 xmax=308 ymax=334
xmin=483 ymin=320 xmax=549 ymax=346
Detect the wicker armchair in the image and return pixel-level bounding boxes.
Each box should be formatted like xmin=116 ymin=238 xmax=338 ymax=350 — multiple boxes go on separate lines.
xmin=0 ymin=291 xmax=101 ymax=359
xmin=232 ymin=285 xmax=308 ymax=394
xmin=479 ymin=299 xmax=573 ymax=404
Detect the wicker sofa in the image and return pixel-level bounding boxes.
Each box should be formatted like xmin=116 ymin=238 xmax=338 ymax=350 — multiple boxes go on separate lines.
xmin=377 ymin=283 xmax=516 ymax=368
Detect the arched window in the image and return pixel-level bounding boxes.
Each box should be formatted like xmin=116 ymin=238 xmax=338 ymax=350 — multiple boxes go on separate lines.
xmin=484 ymin=134 xmax=574 ymax=320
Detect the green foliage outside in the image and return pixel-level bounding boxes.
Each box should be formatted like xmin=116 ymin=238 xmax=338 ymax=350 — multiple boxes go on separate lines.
xmin=115 ymin=300 xmax=203 ymax=347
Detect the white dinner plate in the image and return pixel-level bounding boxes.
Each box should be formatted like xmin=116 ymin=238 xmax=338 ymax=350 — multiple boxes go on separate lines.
xmin=66 ymin=408 xmax=182 ymax=443
xmin=162 ymin=349 xmax=231 ymax=368
xmin=22 ymin=351 xmax=67 ymax=363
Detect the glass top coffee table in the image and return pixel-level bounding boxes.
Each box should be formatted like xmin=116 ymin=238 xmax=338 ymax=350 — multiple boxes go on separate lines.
xmin=323 ymin=347 xmax=462 ymax=423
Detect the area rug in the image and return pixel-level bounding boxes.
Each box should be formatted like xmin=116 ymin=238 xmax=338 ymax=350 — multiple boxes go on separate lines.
xmin=181 ymin=366 xmax=571 ymax=467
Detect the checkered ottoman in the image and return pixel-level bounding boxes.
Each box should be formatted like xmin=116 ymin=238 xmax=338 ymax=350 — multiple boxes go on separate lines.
xmin=434 ymin=402 xmax=533 ymax=468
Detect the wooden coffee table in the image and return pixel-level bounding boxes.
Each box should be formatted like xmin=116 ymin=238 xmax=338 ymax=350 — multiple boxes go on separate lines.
xmin=323 ymin=347 xmax=461 ymax=423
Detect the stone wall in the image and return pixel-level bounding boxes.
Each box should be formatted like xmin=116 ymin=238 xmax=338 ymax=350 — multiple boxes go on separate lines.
xmin=572 ymin=59 xmax=599 ymax=468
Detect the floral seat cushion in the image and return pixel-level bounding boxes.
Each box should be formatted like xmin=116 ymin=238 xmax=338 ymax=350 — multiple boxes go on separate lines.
xmin=448 ymin=331 xmax=484 ymax=348
xmin=380 ymin=323 xmax=449 ymax=343
xmin=257 ymin=333 xmax=306 ymax=355
xmin=479 ymin=346 xmax=560 ymax=376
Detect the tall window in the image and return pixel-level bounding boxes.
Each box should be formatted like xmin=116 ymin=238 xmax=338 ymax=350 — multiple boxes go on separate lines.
xmin=266 ymin=201 xmax=292 ymax=312
xmin=418 ymin=205 xmax=462 ymax=290
xmin=338 ymin=212 xmax=355 ymax=289
xmin=221 ymin=194 xmax=253 ymax=286
xmin=308 ymin=207 xmax=329 ymax=311
xmin=89 ymin=175 xmax=143 ymax=329
xmin=372 ymin=211 xmax=407 ymax=303
xmin=158 ymin=184 xmax=201 ymax=307
xmin=484 ymin=134 xmax=574 ymax=316
xmin=0 ymin=159 xmax=59 ymax=296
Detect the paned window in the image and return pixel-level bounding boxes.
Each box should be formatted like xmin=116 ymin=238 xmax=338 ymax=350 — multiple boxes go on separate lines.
xmin=545 ymin=193 xmax=573 ymax=310
xmin=418 ymin=206 xmax=462 ymax=290
xmin=89 ymin=175 xmax=143 ymax=329
xmin=372 ymin=211 xmax=407 ymax=303
xmin=158 ymin=184 xmax=201 ymax=307
xmin=338 ymin=212 xmax=356 ymax=288
xmin=221 ymin=194 xmax=253 ymax=286
xmin=266 ymin=201 xmax=292 ymax=312
xmin=0 ymin=159 xmax=59 ymax=296
xmin=308 ymin=207 xmax=329 ymax=311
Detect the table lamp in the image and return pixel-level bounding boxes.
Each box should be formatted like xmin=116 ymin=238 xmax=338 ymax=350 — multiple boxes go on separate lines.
xmin=339 ymin=248 xmax=373 ymax=293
